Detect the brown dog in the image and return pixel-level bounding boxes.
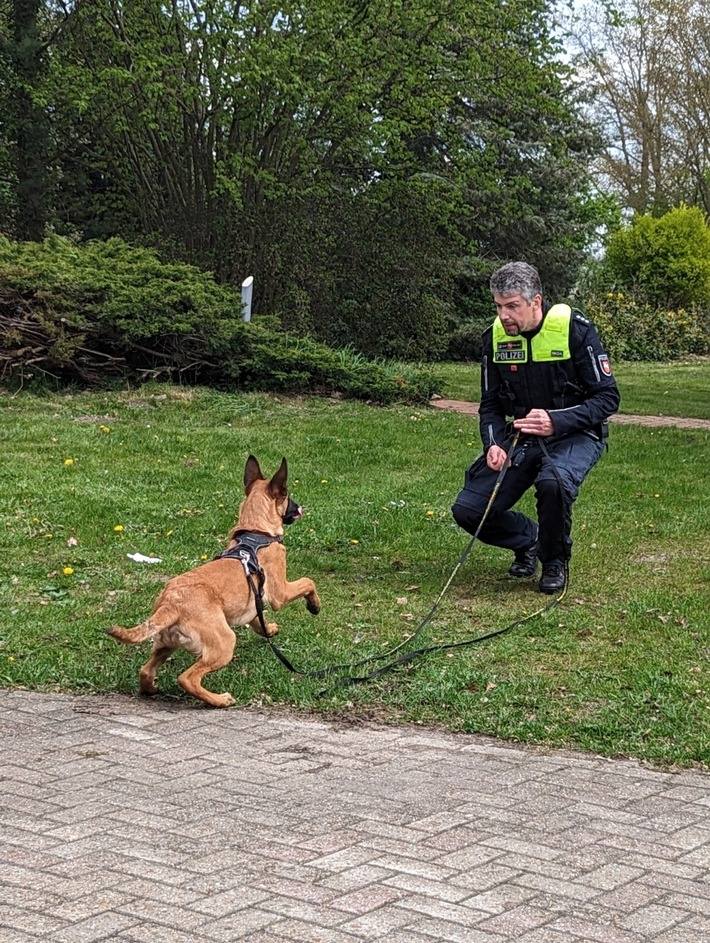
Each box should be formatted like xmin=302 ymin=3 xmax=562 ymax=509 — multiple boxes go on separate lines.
xmin=106 ymin=455 xmax=320 ymax=707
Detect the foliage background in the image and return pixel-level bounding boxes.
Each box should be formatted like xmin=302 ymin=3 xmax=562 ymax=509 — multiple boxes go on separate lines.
xmin=1 ymin=0 xmax=604 ymax=359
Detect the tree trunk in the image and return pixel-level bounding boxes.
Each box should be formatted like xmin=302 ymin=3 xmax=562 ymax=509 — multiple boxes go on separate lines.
xmin=10 ymin=0 xmax=49 ymax=241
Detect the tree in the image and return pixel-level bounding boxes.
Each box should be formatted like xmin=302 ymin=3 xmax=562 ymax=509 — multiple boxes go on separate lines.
xmin=1 ymin=0 xmax=50 ymax=239
xmin=571 ymin=0 xmax=710 ymax=216
xmin=3 ymin=0 xmax=604 ymax=356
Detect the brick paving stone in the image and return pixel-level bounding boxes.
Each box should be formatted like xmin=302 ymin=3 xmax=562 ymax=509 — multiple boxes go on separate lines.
xmin=591 ymin=879 xmax=664 ymax=912
xmin=52 ymin=911 xmax=140 ymax=942
xmin=463 ymin=884 xmax=539 ymax=914
xmin=253 ymin=918 xmax=362 ymax=942
xmin=448 ymin=864 xmax=523 ymax=892
xmin=2 ymin=690 xmax=710 ymax=943
xmin=0 ymin=931 xmax=40 ymax=943
xmin=394 ymin=894 xmax=490 ymax=924
xmin=338 ymin=904 xmax=418 ymax=936
xmin=51 ymin=890 xmax=139 ymax=922
xmin=361 ymin=931 xmax=434 ymax=943
xmin=514 ymin=930 xmax=578 ymax=943
xmin=619 ymin=903 xmax=689 ymax=934
xmin=320 ymin=863 xmax=396 ymax=891
xmin=330 ymin=883 xmax=405 ymax=913
xmin=199 ymin=908 xmax=279 ymax=941
xmin=384 ymin=871 xmax=474 ymax=903
xmin=660 ymin=891 xmax=710 ymax=915
xmin=476 ymin=904 xmax=553 ymax=935
xmin=548 ymin=915 xmax=642 ymax=942
xmin=653 ymin=917 xmax=710 ymax=943
xmin=412 ymin=916 xmax=507 ymax=942
xmin=0 ymin=904 xmax=69 ymax=936
xmin=576 ymin=862 xmax=645 ymax=889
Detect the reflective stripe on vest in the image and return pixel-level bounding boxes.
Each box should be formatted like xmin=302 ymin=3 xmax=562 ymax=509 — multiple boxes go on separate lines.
xmin=492 ymin=304 xmax=572 ymax=364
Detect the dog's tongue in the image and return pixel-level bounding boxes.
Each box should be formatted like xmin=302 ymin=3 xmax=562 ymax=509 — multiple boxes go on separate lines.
xmin=294 ymin=506 xmax=303 ymax=520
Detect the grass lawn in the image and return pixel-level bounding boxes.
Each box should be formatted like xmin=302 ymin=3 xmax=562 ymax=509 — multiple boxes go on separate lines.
xmin=1 ymin=382 xmax=708 ymax=768
xmin=437 ymin=357 xmax=710 ymax=419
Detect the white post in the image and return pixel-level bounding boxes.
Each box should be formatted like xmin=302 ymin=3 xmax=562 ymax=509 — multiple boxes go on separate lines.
xmin=241 ymin=276 xmax=254 ymax=322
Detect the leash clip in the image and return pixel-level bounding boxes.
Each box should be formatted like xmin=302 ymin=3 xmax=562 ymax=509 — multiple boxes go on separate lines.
xmin=238 ymin=549 xmax=252 ymax=577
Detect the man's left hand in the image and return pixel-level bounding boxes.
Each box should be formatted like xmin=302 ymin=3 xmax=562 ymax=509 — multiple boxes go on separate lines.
xmin=513 ymin=409 xmax=554 ymax=437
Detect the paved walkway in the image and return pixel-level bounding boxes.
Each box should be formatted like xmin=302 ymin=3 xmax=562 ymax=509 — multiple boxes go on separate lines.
xmin=429 ymin=400 xmax=710 ymax=431
xmin=1 ymin=689 xmax=709 ymax=942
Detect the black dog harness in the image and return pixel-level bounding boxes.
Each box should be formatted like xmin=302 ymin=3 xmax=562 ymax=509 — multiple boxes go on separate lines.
xmin=215 ymin=531 xmax=283 ymax=631
xmin=216 ymin=531 xmax=283 ymax=570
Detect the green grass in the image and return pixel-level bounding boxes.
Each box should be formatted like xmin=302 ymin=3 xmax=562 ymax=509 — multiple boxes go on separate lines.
xmin=1 ymin=383 xmax=709 ymax=768
xmin=437 ymin=357 xmax=710 ymax=419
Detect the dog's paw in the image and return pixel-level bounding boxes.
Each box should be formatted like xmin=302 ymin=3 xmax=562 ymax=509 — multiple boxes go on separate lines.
xmin=306 ymin=598 xmax=320 ymax=615
xmin=265 ymin=621 xmax=279 ymax=637
xmin=214 ymin=693 xmax=236 ymax=708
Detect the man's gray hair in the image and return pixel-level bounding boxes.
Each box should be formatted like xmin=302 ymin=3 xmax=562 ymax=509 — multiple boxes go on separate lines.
xmin=490 ymin=262 xmax=543 ymax=303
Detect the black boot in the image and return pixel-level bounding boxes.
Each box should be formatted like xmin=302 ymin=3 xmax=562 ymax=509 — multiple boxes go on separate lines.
xmin=539 ymin=562 xmax=565 ymax=594
xmin=508 ymin=542 xmax=538 ymax=578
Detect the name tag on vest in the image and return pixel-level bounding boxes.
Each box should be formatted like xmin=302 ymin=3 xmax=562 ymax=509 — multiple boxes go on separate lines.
xmin=495 ymin=339 xmax=525 ymax=362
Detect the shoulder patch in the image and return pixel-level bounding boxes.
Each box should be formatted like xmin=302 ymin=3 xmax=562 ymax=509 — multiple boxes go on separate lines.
xmin=598 ymin=353 xmax=612 ymax=376
xmin=573 ymin=311 xmax=590 ymax=324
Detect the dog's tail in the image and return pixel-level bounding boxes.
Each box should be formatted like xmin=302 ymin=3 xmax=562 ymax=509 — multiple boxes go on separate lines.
xmin=106 ymin=605 xmax=177 ymax=645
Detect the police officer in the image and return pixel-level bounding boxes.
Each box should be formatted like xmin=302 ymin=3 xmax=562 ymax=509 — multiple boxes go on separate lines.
xmin=452 ymin=261 xmax=620 ymax=594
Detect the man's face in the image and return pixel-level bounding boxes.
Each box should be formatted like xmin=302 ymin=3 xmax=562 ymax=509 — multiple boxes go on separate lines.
xmin=493 ymin=292 xmax=542 ymax=335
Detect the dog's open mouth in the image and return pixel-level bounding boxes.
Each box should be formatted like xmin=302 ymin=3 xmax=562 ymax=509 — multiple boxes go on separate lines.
xmin=283 ymin=500 xmax=303 ymax=525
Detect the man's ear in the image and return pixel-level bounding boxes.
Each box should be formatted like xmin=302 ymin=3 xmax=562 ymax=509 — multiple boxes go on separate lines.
xmin=244 ymin=455 xmax=263 ymax=494
xmin=268 ymin=457 xmax=288 ymax=496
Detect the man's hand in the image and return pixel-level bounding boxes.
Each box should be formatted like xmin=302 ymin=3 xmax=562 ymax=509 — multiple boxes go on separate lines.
xmin=486 ymin=445 xmax=509 ymax=471
xmin=513 ymin=408 xmax=554 ymax=437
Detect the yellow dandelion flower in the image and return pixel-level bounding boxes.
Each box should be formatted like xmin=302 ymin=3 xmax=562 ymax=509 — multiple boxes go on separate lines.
xmin=113 ymin=524 xmax=124 ymax=532
xmin=321 ymin=479 xmax=329 ymax=484
xmin=63 ymin=566 xmax=74 ymax=576
xmin=351 ymin=539 xmax=359 ymax=544
xmin=426 ymin=510 xmax=435 ymax=516
xmin=64 ymin=458 xmax=74 ymax=466
xmin=100 ymin=425 xmax=111 ymax=433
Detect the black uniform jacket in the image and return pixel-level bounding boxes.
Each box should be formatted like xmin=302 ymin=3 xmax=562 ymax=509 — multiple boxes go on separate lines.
xmin=479 ymin=302 xmax=621 ymax=452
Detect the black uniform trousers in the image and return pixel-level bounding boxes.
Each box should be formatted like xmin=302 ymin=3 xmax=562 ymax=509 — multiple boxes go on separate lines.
xmin=451 ymin=433 xmax=604 ymax=565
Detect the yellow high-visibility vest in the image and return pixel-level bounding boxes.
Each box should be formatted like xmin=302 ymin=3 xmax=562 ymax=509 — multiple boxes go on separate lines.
xmin=492 ymin=304 xmax=572 ymax=364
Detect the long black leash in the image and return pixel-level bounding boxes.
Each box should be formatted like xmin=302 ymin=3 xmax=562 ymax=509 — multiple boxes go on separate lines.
xmin=262 ymin=432 xmax=521 ymax=681
xmin=260 ymin=431 xmax=569 ymax=693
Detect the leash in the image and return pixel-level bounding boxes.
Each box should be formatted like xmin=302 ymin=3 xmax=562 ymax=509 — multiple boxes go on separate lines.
xmin=264 ymin=433 xmax=520 ymax=679
xmin=261 ymin=430 xmax=570 ymax=693
xmin=263 ymin=431 xmax=555 ymax=686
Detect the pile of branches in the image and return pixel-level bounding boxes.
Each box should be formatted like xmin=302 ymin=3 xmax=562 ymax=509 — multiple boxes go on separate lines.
xmin=0 ymin=291 xmax=210 ymax=386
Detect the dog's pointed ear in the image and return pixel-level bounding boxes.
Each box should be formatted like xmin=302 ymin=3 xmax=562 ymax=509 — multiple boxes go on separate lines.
xmin=269 ymin=457 xmax=288 ymax=496
xmin=244 ymin=455 xmax=264 ymax=494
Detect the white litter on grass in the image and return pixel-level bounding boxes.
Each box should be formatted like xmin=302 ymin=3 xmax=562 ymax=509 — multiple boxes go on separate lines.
xmin=127 ymin=553 xmax=162 ymax=564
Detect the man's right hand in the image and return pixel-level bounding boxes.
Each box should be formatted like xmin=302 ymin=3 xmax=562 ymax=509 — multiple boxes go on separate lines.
xmin=486 ymin=445 xmax=508 ymax=471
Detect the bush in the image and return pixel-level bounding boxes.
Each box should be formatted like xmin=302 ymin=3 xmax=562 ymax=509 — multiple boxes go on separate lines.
xmin=445 ymin=318 xmax=489 ymax=362
xmin=0 ymin=236 xmax=440 ymax=404
xmin=584 ymin=290 xmax=710 ymax=361
xmin=604 ymin=205 xmax=710 ymax=309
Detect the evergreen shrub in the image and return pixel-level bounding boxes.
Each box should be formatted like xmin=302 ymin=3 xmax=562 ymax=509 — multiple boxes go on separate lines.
xmin=0 ymin=236 xmax=440 ymax=403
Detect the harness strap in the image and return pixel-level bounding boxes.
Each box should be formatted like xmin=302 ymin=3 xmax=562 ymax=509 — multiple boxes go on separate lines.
xmin=217 ymin=532 xmax=282 ymax=638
